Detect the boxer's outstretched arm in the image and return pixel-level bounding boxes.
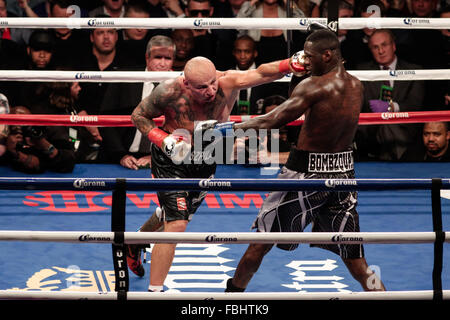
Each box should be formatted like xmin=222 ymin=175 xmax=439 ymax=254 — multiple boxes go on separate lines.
xmin=235 ymin=78 xmax=317 ymax=130
xmin=225 ymin=51 xmax=306 ymax=91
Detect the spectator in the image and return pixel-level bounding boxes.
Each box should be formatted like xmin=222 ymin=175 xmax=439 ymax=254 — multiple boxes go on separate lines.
xmin=171 ymin=29 xmax=195 ymax=71
xmin=47 ymin=0 xmax=91 ymax=68
xmin=355 ymin=29 xmax=425 ymax=161
xmin=341 ymin=0 xmax=386 ymax=69
xmin=0 ymin=0 xmax=33 ymax=46
xmin=384 ymin=0 xmax=411 ymax=16
xmin=436 ymin=6 xmax=450 ymax=109
xmin=121 ymin=0 xmax=152 ymax=42
xmin=117 ymin=0 xmax=153 ymax=68
xmin=13 ymin=29 xmax=57 ymax=110
xmin=18 ymin=0 xmax=89 ymax=17
xmin=0 ymin=20 xmax=28 ymax=106
xmin=26 ymin=29 xmax=56 ymax=70
xmin=410 ymin=0 xmax=438 ymax=17
xmin=401 ymin=122 xmax=450 ymax=161
xmin=70 ymin=81 xmax=103 ymax=162
xmin=295 ymin=0 xmax=315 ymax=16
xmin=3 ymin=105 xmax=76 ymax=173
xmin=98 ymin=35 xmax=175 ymax=170
xmin=185 ymin=0 xmax=236 ymax=69
xmin=230 ymin=35 xmax=288 ymax=115
xmin=16 ymin=0 xmax=39 ymax=17
xmin=210 ymin=0 xmax=233 ymax=17
xmin=89 ymin=0 xmax=126 ymax=17
xmin=184 ymin=0 xmax=216 ymax=60
xmin=237 ymin=0 xmax=305 ymax=65
xmin=210 ymin=0 xmax=240 ymax=69
xmin=440 ymin=6 xmax=450 ymax=66
xmin=149 ymin=0 xmax=185 ymax=17
xmin=0 ymin=92 xmax=10 ymax=158
xmin=400 ymin=0 xmax=447 ymax=110
xmin=76 ymin=21 xmax=123 ymax=116
xmin=32 ymin=82 xmax=99 ymax=163
xmin=227 ymin=0 xmax=246 ymax=16
xmin=317 ymin=0 xmax=361 ymax=69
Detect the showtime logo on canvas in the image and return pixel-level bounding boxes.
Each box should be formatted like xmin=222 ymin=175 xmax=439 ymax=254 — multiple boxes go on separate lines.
xmin=22 ymin=191 xmax=266 ymax=213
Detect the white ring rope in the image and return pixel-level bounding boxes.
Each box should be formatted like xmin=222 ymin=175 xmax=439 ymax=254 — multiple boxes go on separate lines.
xmin=0 ymin=290 xmax=449 ymax=300
xmin=0 ymin=17 xmax=449 ymax=29
xmin=0 ymin=231 xmax=448 ymax=244
xmin=0 ymin=69 xmax=448 ymax=83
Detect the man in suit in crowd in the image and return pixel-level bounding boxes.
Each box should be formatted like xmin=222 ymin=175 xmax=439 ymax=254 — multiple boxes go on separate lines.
xmin=98 ymin=35 xmax=175 ymax=170
xmin=355 ymin=29 xmax=425 ymax=161
xmin=231 ymin=35 xmax=288 ymax=116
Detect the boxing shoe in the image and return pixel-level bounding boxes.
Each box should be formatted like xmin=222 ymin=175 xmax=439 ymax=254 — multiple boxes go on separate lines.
xmin=126 ymin=244 xmax=145 ymax=277
xmin=225 ymin=278 xmax=245 ymax=292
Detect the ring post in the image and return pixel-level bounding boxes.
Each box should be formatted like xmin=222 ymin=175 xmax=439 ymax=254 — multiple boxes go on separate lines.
xmin=431 ymin=178 xmax=443 ymax=301
xmin=111 ymin=178 xmax=129 ymax=300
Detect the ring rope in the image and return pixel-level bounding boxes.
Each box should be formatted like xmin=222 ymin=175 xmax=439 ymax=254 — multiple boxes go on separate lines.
xmin=0 ymin=17 xmax=449 ymax=29
xmin=0 ymin=230 xmax=447 ymax=244
xmin=0 ymin=177 xmax=449 ymax=191
xmin=2 ymin=110 xmax=450 ymax=127
xmin=0 ymin=290 xmax=448 ymax=300
xmin=0 ymin=69 xmax=448 ymax=82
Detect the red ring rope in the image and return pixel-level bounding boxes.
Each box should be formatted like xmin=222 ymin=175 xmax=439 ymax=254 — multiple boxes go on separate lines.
xmin=0 ymin=111 xmax=450 ymax=127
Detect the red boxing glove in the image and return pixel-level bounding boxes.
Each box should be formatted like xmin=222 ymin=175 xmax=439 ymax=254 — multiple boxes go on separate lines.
xmin=279 ymin=50 xmax=306 ymax=76
xmin=147 ymin=128 xmax=191 ymax=163
xmin=147 ymin=127 xmax=168 ymax=149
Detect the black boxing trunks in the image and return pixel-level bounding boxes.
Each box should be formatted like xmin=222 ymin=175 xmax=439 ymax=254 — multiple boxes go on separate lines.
xmin=151 ymin=141 xmax=217 ymax=222
xmin=253 ymin=147 xmax=364 ymax=259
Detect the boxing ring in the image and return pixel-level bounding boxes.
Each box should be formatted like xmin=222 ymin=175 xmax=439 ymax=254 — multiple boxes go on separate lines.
xmin=0 ymin=14 xmax=450 ymax=306
xmin=0 ymin=164 xmax=449 ymax=301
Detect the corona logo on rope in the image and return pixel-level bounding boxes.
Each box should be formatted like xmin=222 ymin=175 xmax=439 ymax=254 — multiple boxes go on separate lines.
xmin=199 ymin=179 xmax=232 ymax=189
xmin=70 ymin=114 xmax=99 ymax=123
xmin=331 ymin=234 xmax=363 ymax=243
xmin=73 ymin=178 xmax=105 ymax=189
xmin=205 ymin=235 xmax=238 ymax=243
xmin=78 ymin=234 xmax=111 ymax=242
xmin=325 ymin=179 xmax=357 ymax=188
xmin=381 ymin=112 xmax=409 ymax=120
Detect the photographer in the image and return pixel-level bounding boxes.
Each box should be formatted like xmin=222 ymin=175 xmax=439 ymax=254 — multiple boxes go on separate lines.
xmin=4 ymin=106 xmax=76 ymax=173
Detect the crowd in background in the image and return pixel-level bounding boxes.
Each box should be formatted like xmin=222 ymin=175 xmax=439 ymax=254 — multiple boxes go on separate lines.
xmin=0 ymin=0 xmax=449 ymax=174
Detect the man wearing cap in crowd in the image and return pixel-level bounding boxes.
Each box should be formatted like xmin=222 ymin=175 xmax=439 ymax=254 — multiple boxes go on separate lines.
xmin=10 ymin=29 xmax=57 ymax=111
xmin=27 ymin=29 xmax=57 ymax=70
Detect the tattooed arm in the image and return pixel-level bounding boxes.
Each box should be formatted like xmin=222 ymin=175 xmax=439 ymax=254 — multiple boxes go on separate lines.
xmin=131 ymin=80 xmax=192 ymax=161
xmin=131 ymin=81 xmax=171 ymax=135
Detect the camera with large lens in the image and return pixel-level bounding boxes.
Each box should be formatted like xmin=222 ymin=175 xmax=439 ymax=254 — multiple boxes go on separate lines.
xmin=22 ymin=126 xmax=45 ymax=140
